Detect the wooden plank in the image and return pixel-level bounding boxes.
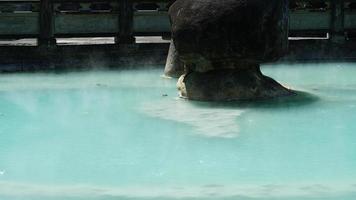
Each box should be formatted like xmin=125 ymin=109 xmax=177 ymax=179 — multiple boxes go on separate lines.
xmin=117 ymin=0 xmax=135 ymax=44
xmin=39 ymin=0 xmax=56 ymax=46
xmin=0 ymin=13 xmax=39 ymax=35
xmin=55 ymin=13 xmax=119 ymax=34
xmin=133 ymin=11 xmax=170 ymax=33
xmin=330 ymin=0 xmax=345 ymax=42
xmin=331 ymin=0 xmax=345 ymax=32
xmin=0 ymin=1 xmax=39 ymax=2
xmin=345 ymin=11 xmax=356 ymax=29
xmin=0 ymin=0 xmax=354 ymax=41
xmin=289 ymin=10 xmax=331 ymax=31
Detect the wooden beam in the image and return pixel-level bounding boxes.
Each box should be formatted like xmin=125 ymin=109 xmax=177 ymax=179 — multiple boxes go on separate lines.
xmin=330 ymin=0 xmax=345 ymax=43
xmin=116 ymin=0 xmax=135 ymax=44
xmin=39 ymin=0 xmax=56 ymax=47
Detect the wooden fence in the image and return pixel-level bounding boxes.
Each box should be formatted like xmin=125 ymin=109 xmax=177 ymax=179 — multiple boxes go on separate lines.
xmin=0 ymin=0 xmax=356 ymax=47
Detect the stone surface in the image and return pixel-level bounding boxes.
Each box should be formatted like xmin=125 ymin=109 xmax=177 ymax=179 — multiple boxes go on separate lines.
xmin=177 ymin=65 xmax=292 ymax=101
xmin=169 ymin=0 xmax=293 ymax=101
xmin=164 ymin=40 xmax=184 ymax=78
xmin=169 ymin=0 xmax=289 ymax=72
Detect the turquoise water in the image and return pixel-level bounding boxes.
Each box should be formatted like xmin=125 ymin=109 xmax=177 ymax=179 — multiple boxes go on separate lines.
xmin=0 ymin=63 xmax=356 ymax=200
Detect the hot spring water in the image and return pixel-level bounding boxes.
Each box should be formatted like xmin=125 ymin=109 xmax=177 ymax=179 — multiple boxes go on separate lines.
xmin=0 ymin=63 xmax=356 ymax=200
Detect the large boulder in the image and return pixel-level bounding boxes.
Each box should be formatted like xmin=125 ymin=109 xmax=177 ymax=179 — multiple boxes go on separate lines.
xmin=168 ymin=0 xmax=294 ymax=101
xmin=178 ymin=66 xmax=292 ymax=101
xmin=164 ymin=40 xmax=184 ymax=78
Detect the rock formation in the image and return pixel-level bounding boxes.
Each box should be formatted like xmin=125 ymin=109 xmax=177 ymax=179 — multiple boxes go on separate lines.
xmin=167 ymin=0 xmax=294 ymax=101
xmin=164 ymin=39 xmax=184 ymax=78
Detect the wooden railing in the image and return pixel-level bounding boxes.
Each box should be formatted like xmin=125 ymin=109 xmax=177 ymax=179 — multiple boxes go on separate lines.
xmin=0 ymin=0 xmax=171 ymax=46
xmin=1 ymin=0 xmax=356 ymax=46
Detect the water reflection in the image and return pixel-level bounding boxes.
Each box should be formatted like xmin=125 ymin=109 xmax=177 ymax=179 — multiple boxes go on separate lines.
xmin=141 ymin=98 xmax=244 ymax=138
xmin=141 ymin=90 xmax=318 ymax=139
xmin=189 ymin=91 xmax=319 ymax=110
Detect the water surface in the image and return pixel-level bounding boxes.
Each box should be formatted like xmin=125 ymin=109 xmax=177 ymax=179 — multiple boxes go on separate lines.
xmin=0 ymin=63 xmax=356 ymax=200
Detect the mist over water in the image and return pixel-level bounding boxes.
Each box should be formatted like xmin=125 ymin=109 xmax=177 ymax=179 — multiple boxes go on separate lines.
xmin=1 ymin=63 xmax=356 ymax=199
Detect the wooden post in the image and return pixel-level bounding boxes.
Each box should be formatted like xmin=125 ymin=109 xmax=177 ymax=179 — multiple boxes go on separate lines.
xmin=330 ymin=0 xmax=345 ymax=43
xmin=39 ymin=0 xmax=56 ymax=47
xmin=116 ymin=0 xmax=135 ymax=44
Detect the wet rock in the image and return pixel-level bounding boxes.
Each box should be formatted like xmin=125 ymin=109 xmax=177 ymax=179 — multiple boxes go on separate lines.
xmin=178 ymin=66 xmax=292 ymax=101
xmin=169 ymin=0 xmax=293 ymax=101
xmin=169 ymin=0 xmax=289 ymax=71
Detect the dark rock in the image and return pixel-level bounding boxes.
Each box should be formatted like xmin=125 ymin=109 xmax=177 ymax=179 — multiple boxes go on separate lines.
xmin=168 ymin=0 xmax=293 ymax=101
xmin=167 ymin=0 xmax=177 ymax=8
xmin=169 ymin=0 xmax=289 ymax=72
xmin=178 ymin=64 xmax=292 ymax=101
